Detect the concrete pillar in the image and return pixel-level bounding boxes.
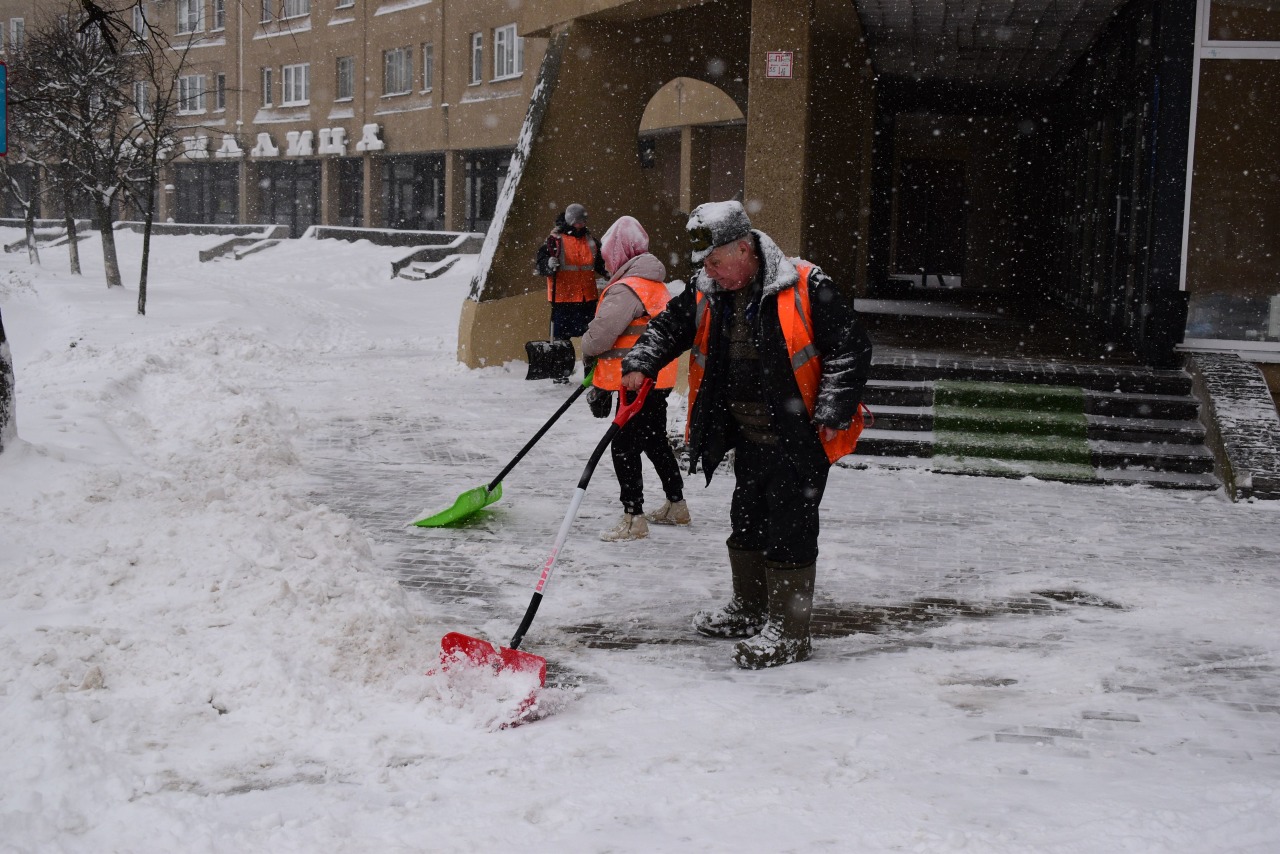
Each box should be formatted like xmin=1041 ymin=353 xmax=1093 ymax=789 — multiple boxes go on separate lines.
xmin=319 ymin=158 xmax=339 ymax=226
xmin=362 ymin=154 xmax=383 ymax=228
xmin=680 ymin=126 xmax=713 ymax=214
xmin=240 ymin=161 xmax=258 ymax=224
xmin=744 ymin=0 xmax=873 ymax=287
xmin=443 ymin=149 xmax=467 ymax=232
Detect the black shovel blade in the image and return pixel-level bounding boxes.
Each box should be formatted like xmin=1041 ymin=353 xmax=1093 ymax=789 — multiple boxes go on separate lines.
xmin=525 ymin=339 xmax=575 ymax=381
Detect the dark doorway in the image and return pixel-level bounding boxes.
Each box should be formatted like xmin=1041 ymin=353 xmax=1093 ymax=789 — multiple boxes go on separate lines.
xmin=383 ymin=154 xmax=444 ymax=230
xmin=258 ymin=161 xmax=320 ymax=237
xmin=894 ymin=159 xmax=966 ymax=287
xmin=335 ymin=158 xmax=363 ymax=228
xmin=464 ymin=150 xmax=511 ymax=233
xmin=175 ymin=163 xmax=240 ymax=224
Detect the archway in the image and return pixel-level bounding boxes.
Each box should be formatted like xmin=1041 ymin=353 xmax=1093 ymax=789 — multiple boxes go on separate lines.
xmin=637 ymin=78 xmax=746 ymax=218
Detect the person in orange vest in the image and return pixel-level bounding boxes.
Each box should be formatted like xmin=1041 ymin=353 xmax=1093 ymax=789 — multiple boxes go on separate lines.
xmin=534 ymin=203 xmax=607 ymax=382
xmin=581 ymin=216 xmax=689 ymax=542
xmin=620 ymin=200 xmax=873 ymax=669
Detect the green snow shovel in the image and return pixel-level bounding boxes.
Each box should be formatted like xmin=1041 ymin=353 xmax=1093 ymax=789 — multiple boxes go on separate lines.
xmin=413 ymin=370 xmax=596 ymax=527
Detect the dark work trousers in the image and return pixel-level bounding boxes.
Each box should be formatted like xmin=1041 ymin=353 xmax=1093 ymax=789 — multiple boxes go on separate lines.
xmin=728 ymin=440 xmax=828 ymax=566
xmin=612 ymin=388 xmax=684 ymax=516
xmin=551 ymin=301 xmax=597 ymax=339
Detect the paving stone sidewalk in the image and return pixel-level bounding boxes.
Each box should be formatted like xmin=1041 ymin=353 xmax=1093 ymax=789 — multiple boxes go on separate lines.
xmin=300 ymin=391 xmax=1280 ymax=772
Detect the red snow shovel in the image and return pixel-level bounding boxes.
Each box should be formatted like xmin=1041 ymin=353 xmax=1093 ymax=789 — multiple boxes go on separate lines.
xmin=438 ymin=379 xmax=655 ymax=711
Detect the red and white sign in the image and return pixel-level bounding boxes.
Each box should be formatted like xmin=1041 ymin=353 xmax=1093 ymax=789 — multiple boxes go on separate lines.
xmin=765 ymin=51 xmax=794 ymax=79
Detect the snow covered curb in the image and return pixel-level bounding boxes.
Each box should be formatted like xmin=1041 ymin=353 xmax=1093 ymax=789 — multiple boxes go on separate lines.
xmin=1187 ymin=353 xmax=1280 ymax=500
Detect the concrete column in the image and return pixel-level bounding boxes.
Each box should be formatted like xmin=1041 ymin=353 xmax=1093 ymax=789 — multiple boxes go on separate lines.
xmin=240 ymin=161 xmax=258 ymax=224
xmin=362 ymin=154 xmax=383 ymax=228
xmin=744 ymin=0 xmax=872 ymax=283
xmin=679 ymin=126 xmax=713 ymax=214
xmin=319 ymin=158 xmax=339 ymax=226
xmin=443 ymin=149 xmax=467 ymax=232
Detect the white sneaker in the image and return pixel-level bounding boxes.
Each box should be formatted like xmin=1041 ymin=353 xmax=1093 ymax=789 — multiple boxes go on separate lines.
xmin=600 ymin=513 xmax=649 ymax=542
xmin=645 ymin=499 xmax=690 ymax=526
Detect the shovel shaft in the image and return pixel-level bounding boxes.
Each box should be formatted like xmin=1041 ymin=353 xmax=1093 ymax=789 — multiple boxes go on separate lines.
xmin=488 ymin=372 xmax=593 ymax=491
xmin=507 ymin=380 xmax=652 ymax=651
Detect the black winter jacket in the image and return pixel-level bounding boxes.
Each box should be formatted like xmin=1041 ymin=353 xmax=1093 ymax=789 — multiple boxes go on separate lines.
xmin=622 ymin=230 xmax=873 ymax=489
xmin=533 ymin=214 xmax=608 ymax=279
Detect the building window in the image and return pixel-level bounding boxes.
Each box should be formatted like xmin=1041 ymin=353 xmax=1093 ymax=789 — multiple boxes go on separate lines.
xmin=261 ymin=67 xmax=274 ymax=106
xmin=422 ymin=43 xmax=434 ymax=91
xmin=383 ymin=47 xmax=411 ymax=96
xmin=282 ymin=0 xmax=310 ymax=18
xmin=132 ymin=5 xmax=146 ymax=38
xmin=215 ymin=73 xmax=226 ymax=110
xmin=493 ymin=24 xmax=523 ymax=80
xmin=178 ymin=74 xmax=206 ymax=114
xmin=336 ymin=0 xmax=355 ymax=7
xmin=133 ymin=81 xmax=151 ymax=118
xmin=282 ymin=63 xmax=310 ymax=105
xmin=261 ymin=1 xmax=272 ymax=24
xmin=335 ymin=56 xmax=354 ymax=101
xmin=177 ymin=0 xmax=203 ymax=34
xmin=469 ymin=33 xmax=483 ymax=84
xmin=213 ymin=0 xmax=225 ymax=31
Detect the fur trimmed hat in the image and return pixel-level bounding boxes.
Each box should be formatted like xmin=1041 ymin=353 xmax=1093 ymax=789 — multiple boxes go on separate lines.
xmin=686 ymin=200 xmax=752 ymax=264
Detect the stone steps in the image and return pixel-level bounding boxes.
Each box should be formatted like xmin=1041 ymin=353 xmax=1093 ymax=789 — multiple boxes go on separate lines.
xmin=847 ymin=357 xmax=1219 ymax=490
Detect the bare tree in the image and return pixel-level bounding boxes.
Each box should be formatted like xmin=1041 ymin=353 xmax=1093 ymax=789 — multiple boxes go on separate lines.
xmin=0 ymin=307 xmax=15 ymax=455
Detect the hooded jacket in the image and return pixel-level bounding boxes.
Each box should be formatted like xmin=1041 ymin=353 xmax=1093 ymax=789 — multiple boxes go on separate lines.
xmin=621 ymin=230 xmax=873 ymax=489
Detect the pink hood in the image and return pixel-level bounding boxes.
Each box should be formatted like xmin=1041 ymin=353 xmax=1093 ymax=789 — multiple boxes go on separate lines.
xmin=600 ymin=216 xmax=650 ymax=275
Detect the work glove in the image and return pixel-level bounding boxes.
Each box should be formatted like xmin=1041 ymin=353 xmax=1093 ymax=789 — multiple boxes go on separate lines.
xmin=587 ymin=386 xmax=613 ymax=419
xmin=546 ymin=256 xmax=560 ymax=272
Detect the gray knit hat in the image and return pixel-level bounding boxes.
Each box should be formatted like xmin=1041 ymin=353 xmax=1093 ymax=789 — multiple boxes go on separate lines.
xmin=687 ymin=200 xmax=752 ymax=264
xmin=564 ymin=203 xmax=588 ymax=227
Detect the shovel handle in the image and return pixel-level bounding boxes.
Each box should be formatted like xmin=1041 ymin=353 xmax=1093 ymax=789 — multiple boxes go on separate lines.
xmin=613 ymin=378 xmax=653 ymax=428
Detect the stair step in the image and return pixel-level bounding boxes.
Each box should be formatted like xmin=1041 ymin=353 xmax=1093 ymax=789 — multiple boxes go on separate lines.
xmin=863 ymin=379 xmax=933 ymax=407
xmin=863 ymin=404 xmax=933 ymax=431
xmin=1089 ymin=439 xmax=1217 ymax=474
xmin=1086 ymin=414 xmax=1206 ymax=445
xmin=870 ymin=359 xmax=1193 ymax=396
xmin=935 ymin=380 xmax=1085 ymax=412
xmin=936 ymin=405 xmax=1086 ymax=437
xmin=934 ymin=431 xmax=1092 ymax=465
xmin=1084 ymin=389 xmax=1201 ymax=420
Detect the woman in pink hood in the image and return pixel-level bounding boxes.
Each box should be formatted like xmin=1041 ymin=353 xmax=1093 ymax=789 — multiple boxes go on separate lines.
xmin=581 ymin=216 xmax=690 ymax=541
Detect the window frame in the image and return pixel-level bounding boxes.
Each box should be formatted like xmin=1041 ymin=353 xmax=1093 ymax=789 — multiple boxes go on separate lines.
xmin=133 ymin=81 xmax=151 ymax=118
xmin=132 ymin=5 xmax=146 ymax=39
xmin=261 ymin=67 xmax=274 ymax=107
xmin=212 ymin=0 xmax=225 ymax=31
xmin=336 ymin=0 xmax=355 ymax=8
xmin=383 ymin=46 xmax=412 ymax=96
xmin=422 ymin=42 xmax=434 ymax=91
xmin=335 ymin=56 xmax=355 ymax=101
xmin=178 ymin=73 xmax=207 ymax=115
xmin=260 ymin=0 xmax=273 ymax=24
xmin=281 ymin=62 xmax=310 ymax=106
xmin=281 ymin=0 xmax=311 ymax=20
xmin=214 ymin=72 xmax=226 ymax=111
xmin=469 ymin=32 xmax=483 ymax=84
xmin=177 ymin=0 xmax=203 ymax=35
xmin=492 ymin=23 xmax=523 ymax=81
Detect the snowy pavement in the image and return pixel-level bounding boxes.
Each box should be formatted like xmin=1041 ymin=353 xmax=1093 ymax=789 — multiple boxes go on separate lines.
xmin=2 ymin=232 xmax=1279 ymax=852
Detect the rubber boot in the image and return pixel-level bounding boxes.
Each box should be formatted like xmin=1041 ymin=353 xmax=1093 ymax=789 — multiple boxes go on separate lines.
xmin=732 ymin=562 xmax=815 ymax=669
xmin=693 ymin=546 xmax=767 ymax=638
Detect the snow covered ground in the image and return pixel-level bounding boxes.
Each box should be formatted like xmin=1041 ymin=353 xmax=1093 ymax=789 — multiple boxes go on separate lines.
xmin=2 ymin=230 xmax=1279 ymax=853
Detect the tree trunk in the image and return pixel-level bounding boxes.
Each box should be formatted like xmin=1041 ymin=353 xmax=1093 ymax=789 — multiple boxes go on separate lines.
xmin=95 ymin=198 xmax=123 ymax=288
xmin=23 ymin=202 xmax=41 ymax=266
xmin=138 ymin=161 xmax=157 ymax=315
xmin=0 ymin=307 xmax=16 ymax=455
xmin=62 ymin=171 xmax=81 ymax=275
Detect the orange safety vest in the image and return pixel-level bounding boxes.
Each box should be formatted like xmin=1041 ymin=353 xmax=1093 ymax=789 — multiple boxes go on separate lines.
xmin=547 ymin=233 xmax=600 ymax=303
xmin=592 ymin=277 xmax=679 ymax=392
xmin=687 ymin=262 xmax=866 ymax=464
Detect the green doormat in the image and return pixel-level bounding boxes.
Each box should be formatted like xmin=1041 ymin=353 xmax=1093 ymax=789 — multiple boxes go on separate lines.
xmin=932 ymin=381 xmax=1096 ymax=482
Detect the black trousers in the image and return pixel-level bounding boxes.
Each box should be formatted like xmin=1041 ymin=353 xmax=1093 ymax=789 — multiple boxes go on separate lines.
xmin=728 ymin=440 xmax=828 ymax=565
xmin=612 ymin=388 xmax=684 ymax=516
